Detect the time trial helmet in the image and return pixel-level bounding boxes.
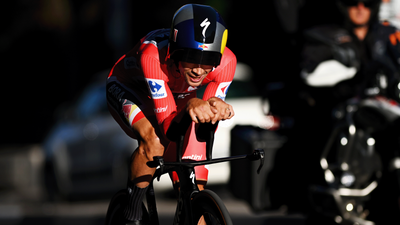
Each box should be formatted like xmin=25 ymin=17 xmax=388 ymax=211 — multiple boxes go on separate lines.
xmin=168 ymin=4 xmax=228 ymax=67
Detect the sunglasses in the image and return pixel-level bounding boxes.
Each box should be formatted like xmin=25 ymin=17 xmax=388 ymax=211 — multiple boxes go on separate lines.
xmin=341 ymin=0 xmax=378 ymax=7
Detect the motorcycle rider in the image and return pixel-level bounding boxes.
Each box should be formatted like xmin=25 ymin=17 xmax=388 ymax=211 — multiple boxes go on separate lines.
xmin=298 ymin=0 xmax=400 ymax=222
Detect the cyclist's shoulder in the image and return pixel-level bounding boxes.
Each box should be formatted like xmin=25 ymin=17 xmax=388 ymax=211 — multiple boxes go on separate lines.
xmin=221 ymin=47 xmax=236 ymax=63
xmin=215 ymin=47 xmax=237 ymax=72
xmin=140 ymin=29 xmax=170 ymax=46
xmin=209 ymin=47 xmax=236 ymax=80
xmin=136 ymin=29 xmax=170 ymax=61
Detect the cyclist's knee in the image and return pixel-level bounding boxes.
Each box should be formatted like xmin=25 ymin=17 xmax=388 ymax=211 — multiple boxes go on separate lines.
xmin=131 ymin=118 xmax=164 ymax=161
xmin=136 ymin=138 xmax=164 ymax=162
xmin=146 ymin=144 xmax=164 ymax=161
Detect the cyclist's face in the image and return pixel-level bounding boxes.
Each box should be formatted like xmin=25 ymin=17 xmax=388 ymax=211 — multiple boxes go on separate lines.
xmin=348 ymin=2 xmax=371 ymax=26
xmin=179 ymin=62 xmax=213 ymax=87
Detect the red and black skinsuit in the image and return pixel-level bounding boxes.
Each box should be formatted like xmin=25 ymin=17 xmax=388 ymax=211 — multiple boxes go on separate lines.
xmin=106 ymin=29 xmax=237 ymax=183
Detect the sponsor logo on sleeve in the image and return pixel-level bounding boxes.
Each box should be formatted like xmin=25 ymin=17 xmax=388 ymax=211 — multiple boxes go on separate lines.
xmin=108 ymin=83 xmax=126 ymax=100
xmin=215 ymin=82 xmax=231 ymax=100
xmin=146 ymin=78 xmax=167 ymax=99
xmin=154 ymin=105 xmax=168 ymax=113
xmin=122 ymin=100 xmax=142 ymax=125
xmin=124 ymin=57 xmax=139 ymax=69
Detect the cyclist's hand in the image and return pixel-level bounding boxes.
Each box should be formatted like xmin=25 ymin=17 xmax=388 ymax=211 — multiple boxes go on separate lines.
xmin=207 ymin=97 xmax=234 ymax=124
xmin=186 ymin=98 xmax=215 ymax=123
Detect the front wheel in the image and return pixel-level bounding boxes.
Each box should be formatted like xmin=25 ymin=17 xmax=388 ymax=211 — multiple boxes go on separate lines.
xmin=105 ymin=189 xmax=149 ymax=225
xmin=105 ymin=190 xmax=128 ymax=225
xmin=192 ymin=189 xmax=233 ymax=225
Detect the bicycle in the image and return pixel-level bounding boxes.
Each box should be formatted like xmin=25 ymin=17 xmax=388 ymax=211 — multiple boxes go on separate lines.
xmin=105 ymin=113 xmax=265 ymax=225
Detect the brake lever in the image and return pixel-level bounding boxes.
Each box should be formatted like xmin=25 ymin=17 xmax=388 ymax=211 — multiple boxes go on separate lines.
xmin=147 ymin=156 xmax=165 ymax=181
xmin=256 ymin=149 xmax=265 ymax=174
xmin=247 ymin=149 xmax=265 ymax=174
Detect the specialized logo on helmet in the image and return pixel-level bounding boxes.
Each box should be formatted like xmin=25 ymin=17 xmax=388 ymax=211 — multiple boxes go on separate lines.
xmin=146 ymin=78 xmax=167 ymax=99
xmin=200 ymin=18 xmax=211 ymax=39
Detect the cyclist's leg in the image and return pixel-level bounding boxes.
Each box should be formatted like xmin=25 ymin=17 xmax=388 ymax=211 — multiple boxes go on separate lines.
xmin=164 ymin=121 xmax=209 ymax=190
xmin=163 ymin=93 xmax=210 ymax=190
xmin=107 ymin=77 xmax=166 ymax=222
xmin=123 ymin=118 xmax=165 ymax=222
xmin=130 ymin=118 xmax=166 ymax=187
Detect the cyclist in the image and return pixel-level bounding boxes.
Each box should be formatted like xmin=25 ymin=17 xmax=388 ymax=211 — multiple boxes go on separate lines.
xmin=106 ymin=4 xmax=236 ymax=224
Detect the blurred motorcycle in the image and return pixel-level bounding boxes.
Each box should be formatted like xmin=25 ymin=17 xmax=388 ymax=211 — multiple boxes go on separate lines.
xmin=264 ymin=61 xmax=400 ymax=224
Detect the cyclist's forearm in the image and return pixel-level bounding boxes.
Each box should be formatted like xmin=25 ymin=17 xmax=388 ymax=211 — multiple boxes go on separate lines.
xmin=130 ymin=118 xmax=164 ymax=187
xmin=132 ymin=117 xmax=160 ymax=144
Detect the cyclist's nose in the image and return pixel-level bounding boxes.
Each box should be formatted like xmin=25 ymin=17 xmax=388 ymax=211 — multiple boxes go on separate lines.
xmin=192 ymin=67 xmax=205 ymax=76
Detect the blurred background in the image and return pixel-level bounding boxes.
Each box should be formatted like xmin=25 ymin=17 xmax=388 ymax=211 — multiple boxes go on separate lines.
xmin=0 ymin=0 xmax=341 ymax=144
xmin=0 ymin=0 xmax=371 ymax=224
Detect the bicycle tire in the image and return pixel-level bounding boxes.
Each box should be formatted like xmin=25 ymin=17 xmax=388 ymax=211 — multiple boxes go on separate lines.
xmin=105 ymin=189 xmax=127 ymax=225
xmin=105 ymin=189 xmax=150 ymax=225
xmin=192 ymin=189 xmax=233 ymax=225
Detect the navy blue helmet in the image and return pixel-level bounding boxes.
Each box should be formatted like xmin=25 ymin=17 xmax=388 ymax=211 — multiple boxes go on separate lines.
xmin=168 ymin=4 xmax=228 ymax=67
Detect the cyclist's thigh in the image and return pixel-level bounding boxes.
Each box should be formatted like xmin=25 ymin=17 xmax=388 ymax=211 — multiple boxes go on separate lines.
xmin=165 ymin=93 xmax=210 ymax=181
xmin=184 ymin=122 xmax=208 ymax=181
xmin=164 ymin=122 xmax=208 ymax=182
xmin=106 ymin=77 xmax=158 ymax=139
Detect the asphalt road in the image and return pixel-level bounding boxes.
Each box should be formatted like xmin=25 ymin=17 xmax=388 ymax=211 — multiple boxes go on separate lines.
xmin=0 ymin=144 xmax=308 ymax=225
xmin=0 ymin=186 xmax=306 ymax=225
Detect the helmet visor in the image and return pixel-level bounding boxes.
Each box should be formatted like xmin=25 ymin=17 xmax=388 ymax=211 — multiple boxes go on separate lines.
xmin=174 ymin=48 xmax=222 ymax=66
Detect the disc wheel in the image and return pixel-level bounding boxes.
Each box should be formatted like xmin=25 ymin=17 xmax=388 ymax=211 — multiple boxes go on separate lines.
xmin=105 ymin=189 xmax=149 ymax=225
xmin=192 ymin=189 xmax=233 ymax=225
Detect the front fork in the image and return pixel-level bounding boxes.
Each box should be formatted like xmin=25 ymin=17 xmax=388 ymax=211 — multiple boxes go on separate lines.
xmin=173 ymin=166 xmax=199 ymax=225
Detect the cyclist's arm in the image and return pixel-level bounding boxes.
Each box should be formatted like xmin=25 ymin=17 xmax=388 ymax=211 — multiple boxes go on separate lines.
xmin=202 ymin=48 xmax=236 ymax=123
xmin=140 ymin=52 xmax=178 ymax=137
xmin=186 ymin=97 xmax=218 ymax=124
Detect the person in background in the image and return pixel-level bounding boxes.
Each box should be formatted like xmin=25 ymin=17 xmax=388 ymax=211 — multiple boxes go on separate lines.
xmin=296 ymin=0 xmax=400 ymax=222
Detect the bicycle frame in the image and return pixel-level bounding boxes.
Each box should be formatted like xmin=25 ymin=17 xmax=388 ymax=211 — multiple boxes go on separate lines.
xmin=145 ymin=115 xmax=265 ymax=225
